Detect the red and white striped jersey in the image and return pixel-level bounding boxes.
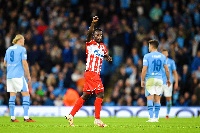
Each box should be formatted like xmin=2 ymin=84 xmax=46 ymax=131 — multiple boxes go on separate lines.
xmin=85 ymin=40 xmax=108 ymax=75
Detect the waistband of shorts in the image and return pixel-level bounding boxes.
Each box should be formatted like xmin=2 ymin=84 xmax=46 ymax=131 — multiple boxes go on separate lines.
xmin=85 ymin=70 xmax=100 ymax=75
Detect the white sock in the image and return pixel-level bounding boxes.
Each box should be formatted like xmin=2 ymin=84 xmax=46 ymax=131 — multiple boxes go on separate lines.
xmin=24 ymin=116 xmax=29 ymax=119
xmin=11 ymin=116 xmax=15 ymax=120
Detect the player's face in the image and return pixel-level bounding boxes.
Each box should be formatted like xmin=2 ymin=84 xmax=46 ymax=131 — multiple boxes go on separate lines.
xmin=94 ymin=31 xmax=103 ymax=43
xmin=162 ymin=51 xmax=169 ymax=57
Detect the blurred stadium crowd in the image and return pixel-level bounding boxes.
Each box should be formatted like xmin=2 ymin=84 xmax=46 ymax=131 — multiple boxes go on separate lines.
xmin=0 ymin=0 xmax=200 ymax=106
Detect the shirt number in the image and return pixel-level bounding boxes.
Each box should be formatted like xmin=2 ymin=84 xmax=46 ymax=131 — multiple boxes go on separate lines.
xmin=10 ymin=51 xmax=14 ymax=62
xmin=152 ymin=59 xmax=161 ymax=72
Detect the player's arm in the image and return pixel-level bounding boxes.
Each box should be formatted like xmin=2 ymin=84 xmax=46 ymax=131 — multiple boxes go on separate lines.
xmin=22 ymin=60 xmax=31 ymax=85
xmin=164 ymin=65 xmax=171 ymax=87
xmin=104 ymin=55 xmax=112 ymax=62
xmin=3 ymin=52 xmax=7 ymax=75
xmin=141 ymin=55 xmax=148 ymax=87
xmin=141 ymin=66 xmax=147 ymax=87
xmin=4 ymin=60 xmax=7 ymax=67
xmin=4 ymin=52 xmax=7 ymax=67
xmin=3 ymin=60 xmax=7 ymax=75
xmin=172 ymin=70 xmax=178 ymax=89
xmin=21 ymin=48 xmax=31 ymax=86
xmin=86 ymin=16 xmax=99 ymax=42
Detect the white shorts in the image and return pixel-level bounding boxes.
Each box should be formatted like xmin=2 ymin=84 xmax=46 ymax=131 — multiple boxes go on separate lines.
xmin=162 ymin=84 xmax=173 ymax=97
xmin=7 ymin=77 xmax=29 ymax=93
xmin=145 ymin=78 xmax=163 ymax=97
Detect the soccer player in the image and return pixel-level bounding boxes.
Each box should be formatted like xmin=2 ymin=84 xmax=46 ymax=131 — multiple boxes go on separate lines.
xmin=4 ymin=34 xmax=36 ymax=122
xmin=162 ymin=49 xmax=178 ymax=119
xmin=141 ymin=40 xmax=171 ymax=122
xmin=65 ymin=16 xmax=112 ymax=127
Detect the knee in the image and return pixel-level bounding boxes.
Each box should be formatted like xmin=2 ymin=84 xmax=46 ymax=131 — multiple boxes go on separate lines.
xmin=166 ymin=98 xmax=172 ymax=102
xmin=21 ymin=92 xmax=30 ymax=97
xmin=154 ymin=100 xmax=160 ymax=103
xmin=82 ymin=93 xmax=90 ymax=101
xmin=97 ymin=92 xmax=104 ymax=99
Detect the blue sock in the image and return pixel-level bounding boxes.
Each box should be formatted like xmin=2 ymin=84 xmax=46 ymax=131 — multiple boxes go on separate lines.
xmin=147 ymin=100 xmax=153 ymax=118
xmin=155 ymin=103 xmax=161 ymax=118
xmin=9 ymin=96 xmax=16 ymax=117
xmin=23 ymin=96 xmax=30 ymax=116
xmin=166 ymin=100 xmax=172 ymax=115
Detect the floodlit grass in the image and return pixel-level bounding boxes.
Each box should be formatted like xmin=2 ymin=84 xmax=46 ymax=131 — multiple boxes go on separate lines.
xmin=0 ymin=117 xmax=199 ymax=133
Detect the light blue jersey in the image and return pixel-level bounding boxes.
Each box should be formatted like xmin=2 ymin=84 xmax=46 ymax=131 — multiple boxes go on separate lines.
xmin=143 ymin=51 xmax=167 ymax=80
xmin=4 ymin=45 xmax=27 ymax=79
xmin=162 ymin=58 xmax=176 ymax=84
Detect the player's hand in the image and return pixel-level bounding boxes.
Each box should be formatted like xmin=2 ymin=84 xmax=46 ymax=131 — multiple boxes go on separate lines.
xmin=166 ymin=80 xmax=171 ymax=87
xmin=141 ymin=81 xmax=145 ymax=88
xmin=106 ymin=56 xmax=112 ymax=62
xmin=174 ymin=82 xmax=178 ymax=89
xmin=27 ymin=76 xmax=32 ymax=87
xmin=93 ymin=16 xmax=99 ymax=23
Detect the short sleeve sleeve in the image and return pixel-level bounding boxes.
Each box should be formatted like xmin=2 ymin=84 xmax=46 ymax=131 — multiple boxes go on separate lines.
xmin=143 ymin=55 xmax=148 ymax=66
xmin=22 ymin=48 xmax=27 ymax=60
xmin=86 ymin=39 xmax=93 ymax=45
xmin=163 ymin=56 xmax=167 ymax=65
xmin=4 ymin=52 xmax=7 ymax=61
xmin=104 ymin=45 xmax=108 ymax=56
xmin=171 ymin=60 xmax=176 ymax=70
xmin=86 ymin=42 xmax=90 ymax=45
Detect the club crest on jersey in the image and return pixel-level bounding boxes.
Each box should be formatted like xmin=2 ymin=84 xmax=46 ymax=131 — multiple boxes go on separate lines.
xmin=94 ymin=50 xmax=104 ymax=58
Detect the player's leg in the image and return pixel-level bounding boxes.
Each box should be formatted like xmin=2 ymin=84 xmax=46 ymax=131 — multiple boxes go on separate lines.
xmin=7 ymin=79 xmax=19 ymax=122
xmin=20 ymin=77 xmax=36 ymax=122
xmin=70 ymin=92 xmax=90 ymax=116
xmin=164 ymin=84 xmax=172 ymax=118
xmin=94 ymin=91 xmax=107 ymax=127
xmin=21 ymin=92 xmax=30 ymax=119
xmin=95 ymin=91 xmax=104 ymax=119
xmin=21 ymin=92 xmax=35 ymax=122
xmin=66 ymin=92 xmax=90 ymax=126
xmin=9 ymin=92 xmax=18 ymax=122
xmin=166 ymin=97 xmax=172 ymax=119
xmin=154 ymin=94 xmax=161 ymax=121
xmin=146 ymin=95 xmax=154 ymax=119
xmin=145 ymin=78 xmax=156 ymax=122
xmin=153 ymin=79 xmax=163 ymax=122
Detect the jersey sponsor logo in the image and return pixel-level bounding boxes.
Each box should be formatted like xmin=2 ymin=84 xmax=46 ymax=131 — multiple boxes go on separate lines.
xmin=151 ymin=73 xmax=159 ymax=75
xmin=8 ymin=64 xmax=17 ymax=66
xmin=94 ymin=50 xmax=104 ymax=58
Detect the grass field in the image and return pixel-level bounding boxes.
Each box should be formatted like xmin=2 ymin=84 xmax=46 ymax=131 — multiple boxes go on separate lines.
xmin=0 ymin=117 xmax=199 ymax=133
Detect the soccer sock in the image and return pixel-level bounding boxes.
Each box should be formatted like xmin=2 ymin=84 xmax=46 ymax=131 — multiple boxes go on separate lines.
xmin=9 ymin=96 xmax=16 ymax=119
xmin=166 ymin=100 xmax=172 ymax=115
xmin=147 ymin=100 xmax=153 ymax=118
xmin=155 ymin=103 xmax=161 ymax=118
xmin=70 ymin=97 xmax=85 ymax=117
xmin=23 ymin=96 xmax=30 ymax=119
xmin=94 ymin=97 xmax=103 ymax=119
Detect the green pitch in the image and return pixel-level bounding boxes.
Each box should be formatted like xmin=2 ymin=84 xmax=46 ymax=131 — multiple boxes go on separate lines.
xmin=0 ymin=117 xmax=199 ymax=133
